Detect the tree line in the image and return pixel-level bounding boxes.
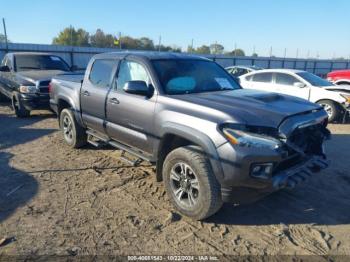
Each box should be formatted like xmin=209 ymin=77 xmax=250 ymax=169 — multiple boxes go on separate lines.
xmin=52 ymin=27 xmax=247 ymax=56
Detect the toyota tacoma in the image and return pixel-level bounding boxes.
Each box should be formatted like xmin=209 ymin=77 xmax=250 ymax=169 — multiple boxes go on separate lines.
xmin=49 ymin=52 xmax=330 ymax=220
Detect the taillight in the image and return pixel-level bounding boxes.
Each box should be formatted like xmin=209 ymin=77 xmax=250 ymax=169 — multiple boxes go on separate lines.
xmin=48 ymin=82 xmax=52 ymax=93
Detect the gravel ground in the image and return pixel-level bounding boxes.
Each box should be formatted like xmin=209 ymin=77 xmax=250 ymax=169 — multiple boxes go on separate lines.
xmin=0 ymin=102 xmax=349 ymax=260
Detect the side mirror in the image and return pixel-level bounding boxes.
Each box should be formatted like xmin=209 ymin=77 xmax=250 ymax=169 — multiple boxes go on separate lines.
xmin=70 ymin=65 xmax=78 ymax=71
xmin=294 ymin=82 xmax=306 ymax=88
xmin=0 ymin=65 xmax=10 ymax=72
xmin=123 ymin=81 xmax=151 ymax=96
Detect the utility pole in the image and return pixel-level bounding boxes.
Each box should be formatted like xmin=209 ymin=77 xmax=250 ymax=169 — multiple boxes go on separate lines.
xmin=253 ymin=45 xmax=256 ymax=55
xmin=296 ymin=48 xmax=299 ymax=59
xmin=2 ymin=18 xmax=8 ymax=52
xmin=158 ymin=35 xmax=161 ymax=52
xmin=269 ymin=46 xmax=273 ymax=57
xmin=307 ymin=50 xmax=310 ymax=59
xmin=284 ymin=48 xmax=287 ymax=58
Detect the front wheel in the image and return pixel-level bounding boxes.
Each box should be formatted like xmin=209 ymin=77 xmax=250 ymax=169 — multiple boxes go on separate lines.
xmin=318 ymin=100 xmax=342 ymax=123
xmin=59 ymin=108 xmax=87 ymax=148
xmin=163 ymin=145 xmax=223 ymax=220
xmin=12 ymin=94 xmax=30 ymax=118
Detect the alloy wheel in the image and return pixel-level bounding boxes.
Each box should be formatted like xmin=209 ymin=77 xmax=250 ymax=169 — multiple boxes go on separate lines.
xmin=169 ymin=162 xmax=200 ymax=208
xmin=62 ymin=115 xmax=73 ymax=143
xmin=320 ymin=103 xmax=333 ymax=118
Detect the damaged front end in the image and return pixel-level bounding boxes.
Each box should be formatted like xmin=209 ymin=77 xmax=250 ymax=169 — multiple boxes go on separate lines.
xmin=272 ymin=110 xmax=331 ymax=190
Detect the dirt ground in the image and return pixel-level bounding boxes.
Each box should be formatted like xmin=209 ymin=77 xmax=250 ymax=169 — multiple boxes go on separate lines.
xmin=0 ymin=102 xmax=350 ymax=259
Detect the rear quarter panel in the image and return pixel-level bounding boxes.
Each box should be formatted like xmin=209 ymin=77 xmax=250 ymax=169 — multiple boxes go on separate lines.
xmin=50 ymin=77 xmax=84 ymax=126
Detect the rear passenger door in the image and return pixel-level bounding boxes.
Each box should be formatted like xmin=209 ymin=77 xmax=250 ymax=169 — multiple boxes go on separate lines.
xmin=105 ymin=59 xmax=157 ymax=154
xmin=80 ymin=59 xmax=117 ymax=134
xmin=248 ymin=72 xmax=275 ymax=91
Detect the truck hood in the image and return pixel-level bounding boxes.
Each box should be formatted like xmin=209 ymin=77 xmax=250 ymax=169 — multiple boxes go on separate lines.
xmin=324 ymin=85 xmax=350 ymax=94
xmin=16 ymin=70 xmax=67 ymax=84
xmin=174 ymin=89 xmax=322 ymax=128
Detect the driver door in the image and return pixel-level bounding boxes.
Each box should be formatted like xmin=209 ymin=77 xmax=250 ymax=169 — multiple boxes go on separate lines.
xmin=105 ymin=59 xmax=157 ymax=154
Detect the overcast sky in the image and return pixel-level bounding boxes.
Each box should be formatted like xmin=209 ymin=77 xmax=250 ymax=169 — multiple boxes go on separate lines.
xmin=2 ymin=0 xmax=350 ymax=58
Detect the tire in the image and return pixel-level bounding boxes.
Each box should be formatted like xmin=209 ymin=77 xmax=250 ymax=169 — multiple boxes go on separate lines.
xmin=12 ymin=95 xmax=30 ymax=118
xmin=317 ymin=100 xmax=342 ymax=123
xmin=163 ymin=145 xmax=223 ymax=220
xmin=59 ymin=108 xmax=87 ymax=148
xmin=0 ymin=92 xmax=8 ymax=102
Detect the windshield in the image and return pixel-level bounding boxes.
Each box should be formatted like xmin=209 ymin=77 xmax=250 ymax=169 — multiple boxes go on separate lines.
xmin=296 ymin=72 xmax=333 ymax=87
xmin=15 ymin=55 xmax=70 ymax=72
xmin=152 ymin=59 xmax=241 ymax=95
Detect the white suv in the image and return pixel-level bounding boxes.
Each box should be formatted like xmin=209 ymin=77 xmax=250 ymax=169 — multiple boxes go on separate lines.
xmin=239 ymin=69 xmax=350 ymax=122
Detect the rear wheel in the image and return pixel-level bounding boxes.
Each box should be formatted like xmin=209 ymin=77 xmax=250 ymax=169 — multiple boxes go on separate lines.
xmin=12 ymin=95 xmax=30 ymax=118
xmin=59 ymin=108 xmax=87 ymax=148
xmin=163 ymin=145 xmax=222 ymax=220
xmin=318 ymin=100 xmax=342 ymax=123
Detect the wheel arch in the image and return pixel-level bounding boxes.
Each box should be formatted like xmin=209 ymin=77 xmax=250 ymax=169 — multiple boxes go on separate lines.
xmin=334 ymin=80 xmax=350 ymax=85
xmin=56 ymin=96 xmax=83 ymax=127
xmin=155 ymin=123 xmax=224 ymax=183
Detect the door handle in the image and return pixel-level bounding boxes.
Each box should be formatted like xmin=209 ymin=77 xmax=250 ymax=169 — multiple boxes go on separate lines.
xmin=83 ymin=90 xmax=90 ymax=96
xmin=109 ymin=97 xmax=120 ymax=105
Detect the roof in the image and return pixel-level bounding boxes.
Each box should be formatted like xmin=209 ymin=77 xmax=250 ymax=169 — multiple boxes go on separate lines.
xmin=225 ymin=65 xmax=262 ymax=70
xmin=93 ymin=51 xmax=209 ymax=61
xmin=254 ymin=68 xmax=306 ymax=73
xmin=7 ymin=52 xmax=56 ymax=56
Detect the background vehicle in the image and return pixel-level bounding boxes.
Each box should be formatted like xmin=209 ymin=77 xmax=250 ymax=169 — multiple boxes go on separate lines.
xmin=50 ymin=52 xmax=330 ymax=220
xmin=327 ymin=69 xmax=350 ymax=85
xmin=239 ymin=69 xmax=350 ymax=122
xmin=225 ymin=65 xmax=263 ymax=77
xmin=0 ymin=52 xmax=71 ymax=117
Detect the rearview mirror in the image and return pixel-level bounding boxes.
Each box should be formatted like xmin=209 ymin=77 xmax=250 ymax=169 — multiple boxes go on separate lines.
xmin=123 ymin=81 xmax=151 ymax=96
xmin=293 ymin=82 xmax=306 ymax=88
xmin=0 ymin=65 xmax=10 ymax=72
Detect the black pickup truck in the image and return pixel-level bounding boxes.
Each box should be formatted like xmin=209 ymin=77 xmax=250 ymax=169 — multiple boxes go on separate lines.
xmin=50 ymin=51 xmax=330 ymax=220
xmin=0 ymin=52 xmax=72 ymax=117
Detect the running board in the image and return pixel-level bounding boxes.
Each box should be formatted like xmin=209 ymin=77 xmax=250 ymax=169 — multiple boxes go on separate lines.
xmin=85 ymin=129 xmax=152 ymax=163
xmin=119 ymin=151 xmax=143 ymax=167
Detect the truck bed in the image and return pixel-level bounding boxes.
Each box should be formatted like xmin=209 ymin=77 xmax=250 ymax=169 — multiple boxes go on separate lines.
xmin=55 ymin=73 xmax=84 ymax=83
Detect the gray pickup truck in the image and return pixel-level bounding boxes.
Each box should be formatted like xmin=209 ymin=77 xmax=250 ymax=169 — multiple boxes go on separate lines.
xmin=50 ymin=51 xmax=330 ymax=220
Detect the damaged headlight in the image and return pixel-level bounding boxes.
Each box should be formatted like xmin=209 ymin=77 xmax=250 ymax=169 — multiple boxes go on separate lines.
xmin=222 ymin=127 xmax=282 ymax=150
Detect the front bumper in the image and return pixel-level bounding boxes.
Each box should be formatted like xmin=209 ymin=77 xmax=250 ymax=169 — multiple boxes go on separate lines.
xmin=20 ymin=93 xmax=50 ymax=110
xmin=216 ymin=142 xmax=329 ymax=204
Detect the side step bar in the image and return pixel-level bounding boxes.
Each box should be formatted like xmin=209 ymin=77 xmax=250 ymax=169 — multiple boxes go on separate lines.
xmin=86 ymin=129 xmax=152 ymax=166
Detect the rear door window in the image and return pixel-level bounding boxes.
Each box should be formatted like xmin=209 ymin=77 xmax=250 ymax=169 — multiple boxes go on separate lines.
xmin=252 ymin=73 xmax=273 ymax=83
xmin=89 ymin=59 xmax=115 ymax=88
